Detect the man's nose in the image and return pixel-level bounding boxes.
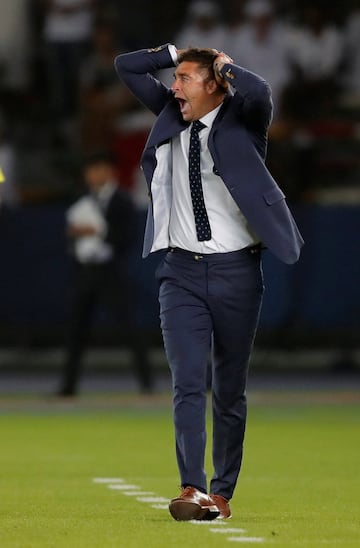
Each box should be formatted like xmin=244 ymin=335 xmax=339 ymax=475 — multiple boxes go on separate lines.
xmin=171 ymin=79 xmax=179 ymax=91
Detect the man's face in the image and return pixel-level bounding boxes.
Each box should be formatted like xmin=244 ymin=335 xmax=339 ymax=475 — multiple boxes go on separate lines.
xmin=84 ymin=163 xmax=113 ymax=191
xmin=171 ymin=61 xmax=216 ymax=122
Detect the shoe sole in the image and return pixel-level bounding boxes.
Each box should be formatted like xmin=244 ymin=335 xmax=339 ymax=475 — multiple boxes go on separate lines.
xmin=169 ymin=500 xmax=219 ymax=521
xmin=216 ymin=512 xmax=232 ymax=519
xmin=197 ymin=506 xmax=221 ymax=521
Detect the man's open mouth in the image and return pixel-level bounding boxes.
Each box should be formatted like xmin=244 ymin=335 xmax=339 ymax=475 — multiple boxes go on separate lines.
xmin=177 ymin=98 xmax=187 ymax=112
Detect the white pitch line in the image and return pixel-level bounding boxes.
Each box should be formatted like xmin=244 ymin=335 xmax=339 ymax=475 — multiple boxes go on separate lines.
xmin=92 ymin=478 xmax=265 ymax=543
xmin=123 ymin=491 xmax=155 ymax=496
xmin=92 ymin=477 xmax=124 ymax=483
xmin=210 ymin=528 xmax=247 ymax=534
xmin=137 ymin=496 xmax=169 ymax=503
xmin=108 ymin=484 xmax=139 ymax=490
xmin=228 ymin=537 xmax=264 ymax=543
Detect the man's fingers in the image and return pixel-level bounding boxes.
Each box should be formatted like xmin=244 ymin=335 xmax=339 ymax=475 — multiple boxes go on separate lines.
xmin=216 ymin=52 xmax=233 ymax=64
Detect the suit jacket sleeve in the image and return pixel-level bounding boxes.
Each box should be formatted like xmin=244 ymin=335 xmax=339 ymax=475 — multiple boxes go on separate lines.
xmin=219 ymin=63 xmax=273 ymax=131
xmin=114 ymin=44 xmax=176 ymax=115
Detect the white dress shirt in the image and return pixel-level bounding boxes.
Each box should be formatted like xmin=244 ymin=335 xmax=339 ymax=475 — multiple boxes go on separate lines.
xmin=66 ymin=182 xmax=116 ymax=264
xmin=169 ymin=105 xmax=259 ymax=253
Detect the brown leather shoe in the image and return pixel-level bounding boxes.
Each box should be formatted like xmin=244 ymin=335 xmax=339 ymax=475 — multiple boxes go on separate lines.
xmin=210 ymin=494 xmax=232 ymax=519
xmin=169 ymin=486 xmax=220 ymax=521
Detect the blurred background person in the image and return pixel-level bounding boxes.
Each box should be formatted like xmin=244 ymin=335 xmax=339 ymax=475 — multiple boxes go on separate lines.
xmin=175 ymin=0 xmax=227 ymax=50
xmin=0 ymin=0 xmax=30 ymax=100
xmin=0 ymin=0 xmax=32 ymax=147
xmin=159 ymin=0 xmax=227 ymax=85
xmin=78 ymin=18 xmax=137 ymax=151
xmin=0 ymin=113 xmax=19 ymax=208
xmin=41 ymin=0 xmax=96 ymax=142
xmin=58 ymin=151 xmax=153 ymax=397
xmin=226 ymin=0 xmax=294 ymax=118
xmin=341 ymin=8 xmax=360 ymax=101
xmin=283 ymin=2 xmax=344 ymax=120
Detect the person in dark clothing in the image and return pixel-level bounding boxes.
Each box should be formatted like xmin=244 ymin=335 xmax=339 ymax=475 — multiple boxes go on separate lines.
xmin=58 ymin=152 xmax=153 ymax=396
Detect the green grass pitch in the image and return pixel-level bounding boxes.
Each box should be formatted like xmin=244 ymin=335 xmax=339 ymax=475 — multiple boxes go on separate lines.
xmin=0 ymin=392 xmax=359 ymax=547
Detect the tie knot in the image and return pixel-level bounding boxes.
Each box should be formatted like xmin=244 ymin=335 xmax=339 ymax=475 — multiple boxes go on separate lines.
xmin=191 ymin=120 xmax=206 ymax=134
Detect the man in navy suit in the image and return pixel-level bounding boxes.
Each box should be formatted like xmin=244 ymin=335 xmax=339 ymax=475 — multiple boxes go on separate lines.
xmin=115 ymin=44 xmax=303 ymax=521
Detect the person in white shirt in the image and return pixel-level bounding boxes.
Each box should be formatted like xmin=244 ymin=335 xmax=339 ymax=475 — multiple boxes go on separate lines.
xmin=58 ymin=151 xmax=153 ymax=396
xmin=226 ymin=0 xmax=294 ymax=118
xmin=159 ymin=1 xmax=227 ymax=86
xmin=0 ymin=0 xmax=30 ymax=91
xmin=288 ymin=5 xmax=343 ymax=81
xmin=175 ymin=0 xmax=228 ymax=51
xmin=282 ymin=4 xmax=344 ymax=119
xmin=43 ymin=0 xmax=95 ymax=126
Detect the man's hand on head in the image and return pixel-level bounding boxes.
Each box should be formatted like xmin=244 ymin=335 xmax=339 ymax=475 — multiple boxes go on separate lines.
xmin=213 ymin=52 xmax=233 ymax=85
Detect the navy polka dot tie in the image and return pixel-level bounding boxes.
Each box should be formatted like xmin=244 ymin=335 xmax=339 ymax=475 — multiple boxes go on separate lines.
xmin=189 ymin=120 xmax=212 ymax=242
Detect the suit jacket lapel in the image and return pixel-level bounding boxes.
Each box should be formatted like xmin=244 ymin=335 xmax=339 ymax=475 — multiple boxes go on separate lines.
xmin=207 ymin=95 xmax=231 ymax=165
xmin=209 ymin=95 xmax=231 ymax=137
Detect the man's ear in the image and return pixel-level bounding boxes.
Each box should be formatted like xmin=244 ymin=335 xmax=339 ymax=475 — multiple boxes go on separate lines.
xmin=206 ymin=77 xmax=229 ymax=95
xmin=206 ymin=78 xmax=219 ymax=95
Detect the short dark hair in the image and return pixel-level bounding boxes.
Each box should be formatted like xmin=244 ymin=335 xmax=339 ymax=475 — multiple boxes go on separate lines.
xmin=82 ymin=150 xmax=114 ymax=169
xmin=178 ymin=47 xmax=218 ymax=82
xmin=177 ymin=47 xmax=229 ymax=92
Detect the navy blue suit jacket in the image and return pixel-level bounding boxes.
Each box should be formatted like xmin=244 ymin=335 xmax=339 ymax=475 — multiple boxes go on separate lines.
xmin=115 ymin=45 xmax=304 ymax=264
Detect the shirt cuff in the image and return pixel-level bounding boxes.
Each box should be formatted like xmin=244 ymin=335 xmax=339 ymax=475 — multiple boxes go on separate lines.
xmin=168 ymin=44 xmax=178 ymax=65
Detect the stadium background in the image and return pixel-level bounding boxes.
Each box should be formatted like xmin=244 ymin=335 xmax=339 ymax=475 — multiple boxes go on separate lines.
xmin=0 ymin=3 xmax=359 ymax=547
xmin=0 ymin=0 xmax=359 ymax=385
